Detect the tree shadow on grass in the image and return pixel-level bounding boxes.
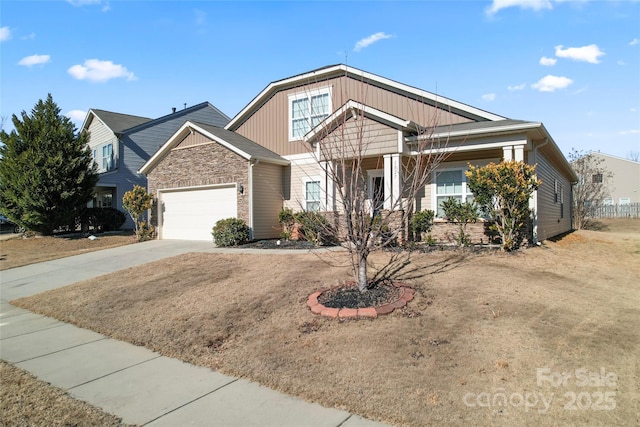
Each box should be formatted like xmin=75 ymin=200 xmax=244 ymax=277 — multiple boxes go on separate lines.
xmin=370 ymin=249 xmax=471 ymax=286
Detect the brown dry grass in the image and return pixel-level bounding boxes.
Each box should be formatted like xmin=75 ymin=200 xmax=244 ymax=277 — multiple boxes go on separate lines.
xmin=0 ymin=232 xmax=135 ymax=270
xmin=0 ymin=361 xmax=130 ymax=427
xmin=13 ymin=219 xmax=640 ymax=426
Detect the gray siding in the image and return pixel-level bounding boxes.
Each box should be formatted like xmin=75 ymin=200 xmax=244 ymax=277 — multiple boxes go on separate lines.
xmin=251 ymin=162 xmax=284 ymax=239
xmin=535 ymin=151 xmax=572 ymax=241
xmin=319 ymin=116 xmax=398 ymax=160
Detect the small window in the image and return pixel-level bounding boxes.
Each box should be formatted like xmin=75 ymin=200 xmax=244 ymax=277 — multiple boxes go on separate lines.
xmin=305 ymin=180 xmax=321 ymax=212
xmin=102 ymin=193 xmax=113 ymax=208
xmin=560 ymin=187 xmax=564 ymax=219
xmin=592 ymin=173 xmax=603 ymax=184
xmin=102 ymin=143 xmax=114 ymax=171
xmin=603 ymin=198 xmax=614 ymax=206
xmin=289 ymin=88 xmax=331 ymax=141
xmin=554 ymin=179 xmax=558 ymax=203
xmin=435 ymin=169 xmax=474 ymax=218
xmin=619 ymin=198 xmax=630 ymax=205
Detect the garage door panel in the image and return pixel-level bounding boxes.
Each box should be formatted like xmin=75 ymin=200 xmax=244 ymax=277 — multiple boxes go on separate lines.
xmin=161 ymin=187 xmax=237 ymax=241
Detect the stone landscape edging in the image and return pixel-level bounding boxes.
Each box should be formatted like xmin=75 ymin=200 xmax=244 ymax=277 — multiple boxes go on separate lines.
xmin=307 ymin=282 xmax=415 ymax=319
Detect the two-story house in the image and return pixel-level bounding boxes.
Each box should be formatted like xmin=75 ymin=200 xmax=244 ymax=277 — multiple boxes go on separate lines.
xmin=82 ymin=102 xmax=230 ymax=228
xmin=139 ymin=65 xmax=577 ymax=242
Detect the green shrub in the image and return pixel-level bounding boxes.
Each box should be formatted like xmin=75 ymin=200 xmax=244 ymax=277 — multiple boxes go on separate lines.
xmin=137 ymin=221 xmax=155 ymax=242
xmin=278 ymin=207 xmax=295 ymax=239
xmin=212 ymin=217 xmax=250 ymax=246
xmin=294 ymin=211 xmax=329 ymax=244
xmin=441 ymin=198 xmax=478 ymax=246
xmin=79 ymin=207 xmax=126 ymax=232
xmin=411 ymin=210 xmax=435 ymax=237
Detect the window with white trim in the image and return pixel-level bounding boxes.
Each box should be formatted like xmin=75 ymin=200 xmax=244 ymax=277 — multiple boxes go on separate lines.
xmin=289 ymin=88 xmax=331 ymax=141
xmin=434 ymin=169 xmax=474 ymax=218
xmin=102 ymin=143 xmax=114 ymax=171
xmin=304 ymin=178 xmax=321 ymax=212
xmin=619 ymin=197 xmax=630 ymax=205
xmin=603 ymin=198 xmax=614 ymax=206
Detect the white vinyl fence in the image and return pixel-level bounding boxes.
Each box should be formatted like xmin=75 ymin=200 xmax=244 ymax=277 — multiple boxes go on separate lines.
xmin=587 ymin=203 xmax=640 ymax=218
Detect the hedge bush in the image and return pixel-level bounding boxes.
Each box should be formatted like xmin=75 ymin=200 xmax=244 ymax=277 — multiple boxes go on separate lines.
xmin=212 ymin=218 xmax=250 ymax=246
xmin=80 ymin=207 xmax=126 ymax=232
xmin=293 ymin=211 xmax=330 ymax=244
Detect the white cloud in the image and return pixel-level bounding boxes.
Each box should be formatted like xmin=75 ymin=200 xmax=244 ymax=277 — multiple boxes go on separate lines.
xmin=66 ymin=110 xmax=87 ymax=122
xmin=353 ymin=32 xmax=393 ymax=52
xmin=0 ymin=26 xmax=11 ymax=42
xmin=619 ymin=129 xmax=640 ymax=136
xmin=18 ymin=54 xmax=51 ymax=67
xmin=555 ymin=44 xmax=605 ymax=64
xmin=67 ymin=0 xmax=110 ymax=12
xmin=68 ymin=59 xmax=136 ymax=82
xmin=482 ymin=93 xmax=496 ymax=101
xmin=630 ymin=38 xmax=639 ymax=46
xmin=508 ymin=83 xmax=526 ymax=91
xmin=486 ymin=0 xmax=552 ymax=15
xmin=22 ymin=32 xmax=36 ymax=40
xmin=532 ymin=75 xmax=573 ymax=92
xmin=539 ymin=56 xmax=557 ymax=66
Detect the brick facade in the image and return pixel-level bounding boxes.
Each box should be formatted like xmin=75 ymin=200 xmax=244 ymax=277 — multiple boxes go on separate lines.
xmin=147 ymin=142 xmax=249 ymax=226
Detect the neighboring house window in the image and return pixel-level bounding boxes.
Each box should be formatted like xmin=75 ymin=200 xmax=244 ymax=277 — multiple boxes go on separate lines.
xmin=603 ymin=198 xmax=614 ymax=206
xmin=304 ymin=179 xmax=321 ymax=212
xmin=93 ymin=149 xmax=98 ymax=167
xmin=619 ymin=198 xmax=630 ymax=205
xmin=434 ymin=169 xmax=474 ymax=218
xmin=289 ymin=88 xmax=331 ymax=141
xmin=102 ymin=143 xmax=114 ymax=171
xmin=592 ymin=173 xmax=603 ymax=184
xmin=560 ymin=186 xmax=564 ymax=219
xmin=554 ymin=179 xmax=558 ymax=203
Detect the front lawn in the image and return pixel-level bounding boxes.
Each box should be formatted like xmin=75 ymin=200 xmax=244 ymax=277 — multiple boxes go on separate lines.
xmin=12 ymin=222 xmax=640 ymax=426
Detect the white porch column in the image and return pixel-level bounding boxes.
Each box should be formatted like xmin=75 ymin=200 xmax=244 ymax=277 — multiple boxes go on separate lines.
xmin=514 ymin=145 xmax=525 ymax=162
xmin=391 ymin=154 xmax=401 ymax=209
xmin=323 ymin=161 xmax=335 ymax=211
xmin=383 ymin=155 xmax=393 ymax=210
xmin=503 ymin=146 xmax=513 ymax=161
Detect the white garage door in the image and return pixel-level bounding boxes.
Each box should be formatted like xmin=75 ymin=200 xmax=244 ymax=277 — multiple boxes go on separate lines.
xmin=160 ymin=186 xmax=237 ymax=241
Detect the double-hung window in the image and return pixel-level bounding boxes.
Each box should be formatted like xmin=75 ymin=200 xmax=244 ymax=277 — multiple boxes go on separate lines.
xmin=304 ymin=178 xmax=321 ymax=212
xmin=102 ymin=143 xmax=114 ymax=171
xmin=434 ymin=169 xmax=474 ymax=218
xmin=289 ymin=88 xmax=331 ymax=141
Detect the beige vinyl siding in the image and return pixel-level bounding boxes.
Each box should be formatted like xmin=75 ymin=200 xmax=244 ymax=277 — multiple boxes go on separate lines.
xmin=318 ymin=116 xmax=398 ymax=160
xmin=283 ymin=160 xmax=323 ymax=212
xmin=174 ymin=130 xmax=211 ymax=149
xmin=235 ymin=75 xmax=474 ymax=157
xmin=251 ymin=162 xmax=284 ymax=239
xmin=534 ymin=151 xmax=572 ymax=241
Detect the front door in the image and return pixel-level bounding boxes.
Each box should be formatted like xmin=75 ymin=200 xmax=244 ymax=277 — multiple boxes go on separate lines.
xmin=372 ymin=175 xmax=384 ymax=217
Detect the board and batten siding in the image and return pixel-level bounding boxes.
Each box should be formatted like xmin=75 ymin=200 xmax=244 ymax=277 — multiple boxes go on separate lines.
xmin=234 ymin=75 xmax=474 ymax=157
xmin=251 ymin=162 xmax=284 ymax=239
xmin=534 ymin=151 xmax=572 ymax=241
xmin=318 ymin=116 xmax=398 ymax=160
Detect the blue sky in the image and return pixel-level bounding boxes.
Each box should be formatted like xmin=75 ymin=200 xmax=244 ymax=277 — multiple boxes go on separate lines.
xmin=1 ymin=0 xmax=639 ymax=159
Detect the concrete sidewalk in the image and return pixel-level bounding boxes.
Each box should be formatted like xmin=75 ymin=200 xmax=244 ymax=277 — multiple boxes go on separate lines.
xmin=1 ymin=240 xmax=386 ymax=426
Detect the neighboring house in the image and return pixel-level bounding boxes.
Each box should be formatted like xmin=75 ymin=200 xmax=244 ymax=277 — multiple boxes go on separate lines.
xmin=139 ymin=65 xmax=577 ymax=242
xmin=82 ymin=103 xmax=230 ymax=228
xmin=588 ymin=152 xmax=640 ymax=205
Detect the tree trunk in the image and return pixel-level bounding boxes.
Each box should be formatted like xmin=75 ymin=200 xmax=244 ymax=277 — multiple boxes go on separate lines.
xmin=358 ymin=252 xmax=368 ymax=292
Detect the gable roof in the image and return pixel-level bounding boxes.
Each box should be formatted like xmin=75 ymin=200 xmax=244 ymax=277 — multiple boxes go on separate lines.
xmin=225 ymin=64 xmax=507 ymax=132
xmin=304 ymin=100 xmax=421 ymax=143
xmin=138 ymin=121 xmax=289 ymax=175
xmin=85 ymin=109 xmax=152 ymax=134
xmin=123 ymin=102 xmax=230 ymax=135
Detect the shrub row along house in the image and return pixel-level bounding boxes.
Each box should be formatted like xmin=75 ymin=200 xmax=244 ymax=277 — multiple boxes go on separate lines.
xmin=86 ymin=65 xmax=577 ymax=242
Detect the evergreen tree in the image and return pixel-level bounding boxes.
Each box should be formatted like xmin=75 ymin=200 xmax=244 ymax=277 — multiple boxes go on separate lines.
xmin=0 ymin=94 xmax=98 ymax=235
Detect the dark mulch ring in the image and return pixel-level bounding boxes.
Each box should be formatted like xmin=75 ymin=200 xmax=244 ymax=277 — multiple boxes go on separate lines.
xmin=318 ymin=281 xmax=402 ymax=309
xmin=384 ymin=243 xmax=502 ymax=253
xmin=238 ymin=239 xmax=336 ymax=250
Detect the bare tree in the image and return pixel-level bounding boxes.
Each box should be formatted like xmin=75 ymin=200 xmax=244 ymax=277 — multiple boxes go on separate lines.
xmin=299 ymin=73 xmax=451 ymax=292
xmin=627 ymin=150 xmax=640 ymax=162
xmin=568 ymin=149 xmax=612 ymax=229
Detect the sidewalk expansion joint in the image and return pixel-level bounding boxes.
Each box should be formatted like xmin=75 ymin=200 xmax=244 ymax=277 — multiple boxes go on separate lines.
xmin=141 ymin=377 xmax=240 ymax=426
xmin=67 ymin=355 xmax=163 ymax=390
xmin=336 ymin=414 xmax=354 ymax=427
xmin=8 ymin=337 xmax=108 ymax=364
xmin=0 ymin=321 xmax=68 ymax=339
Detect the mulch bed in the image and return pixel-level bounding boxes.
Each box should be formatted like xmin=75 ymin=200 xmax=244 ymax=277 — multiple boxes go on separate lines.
xmin=318 ymin=282 xmax=401 ymax=309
